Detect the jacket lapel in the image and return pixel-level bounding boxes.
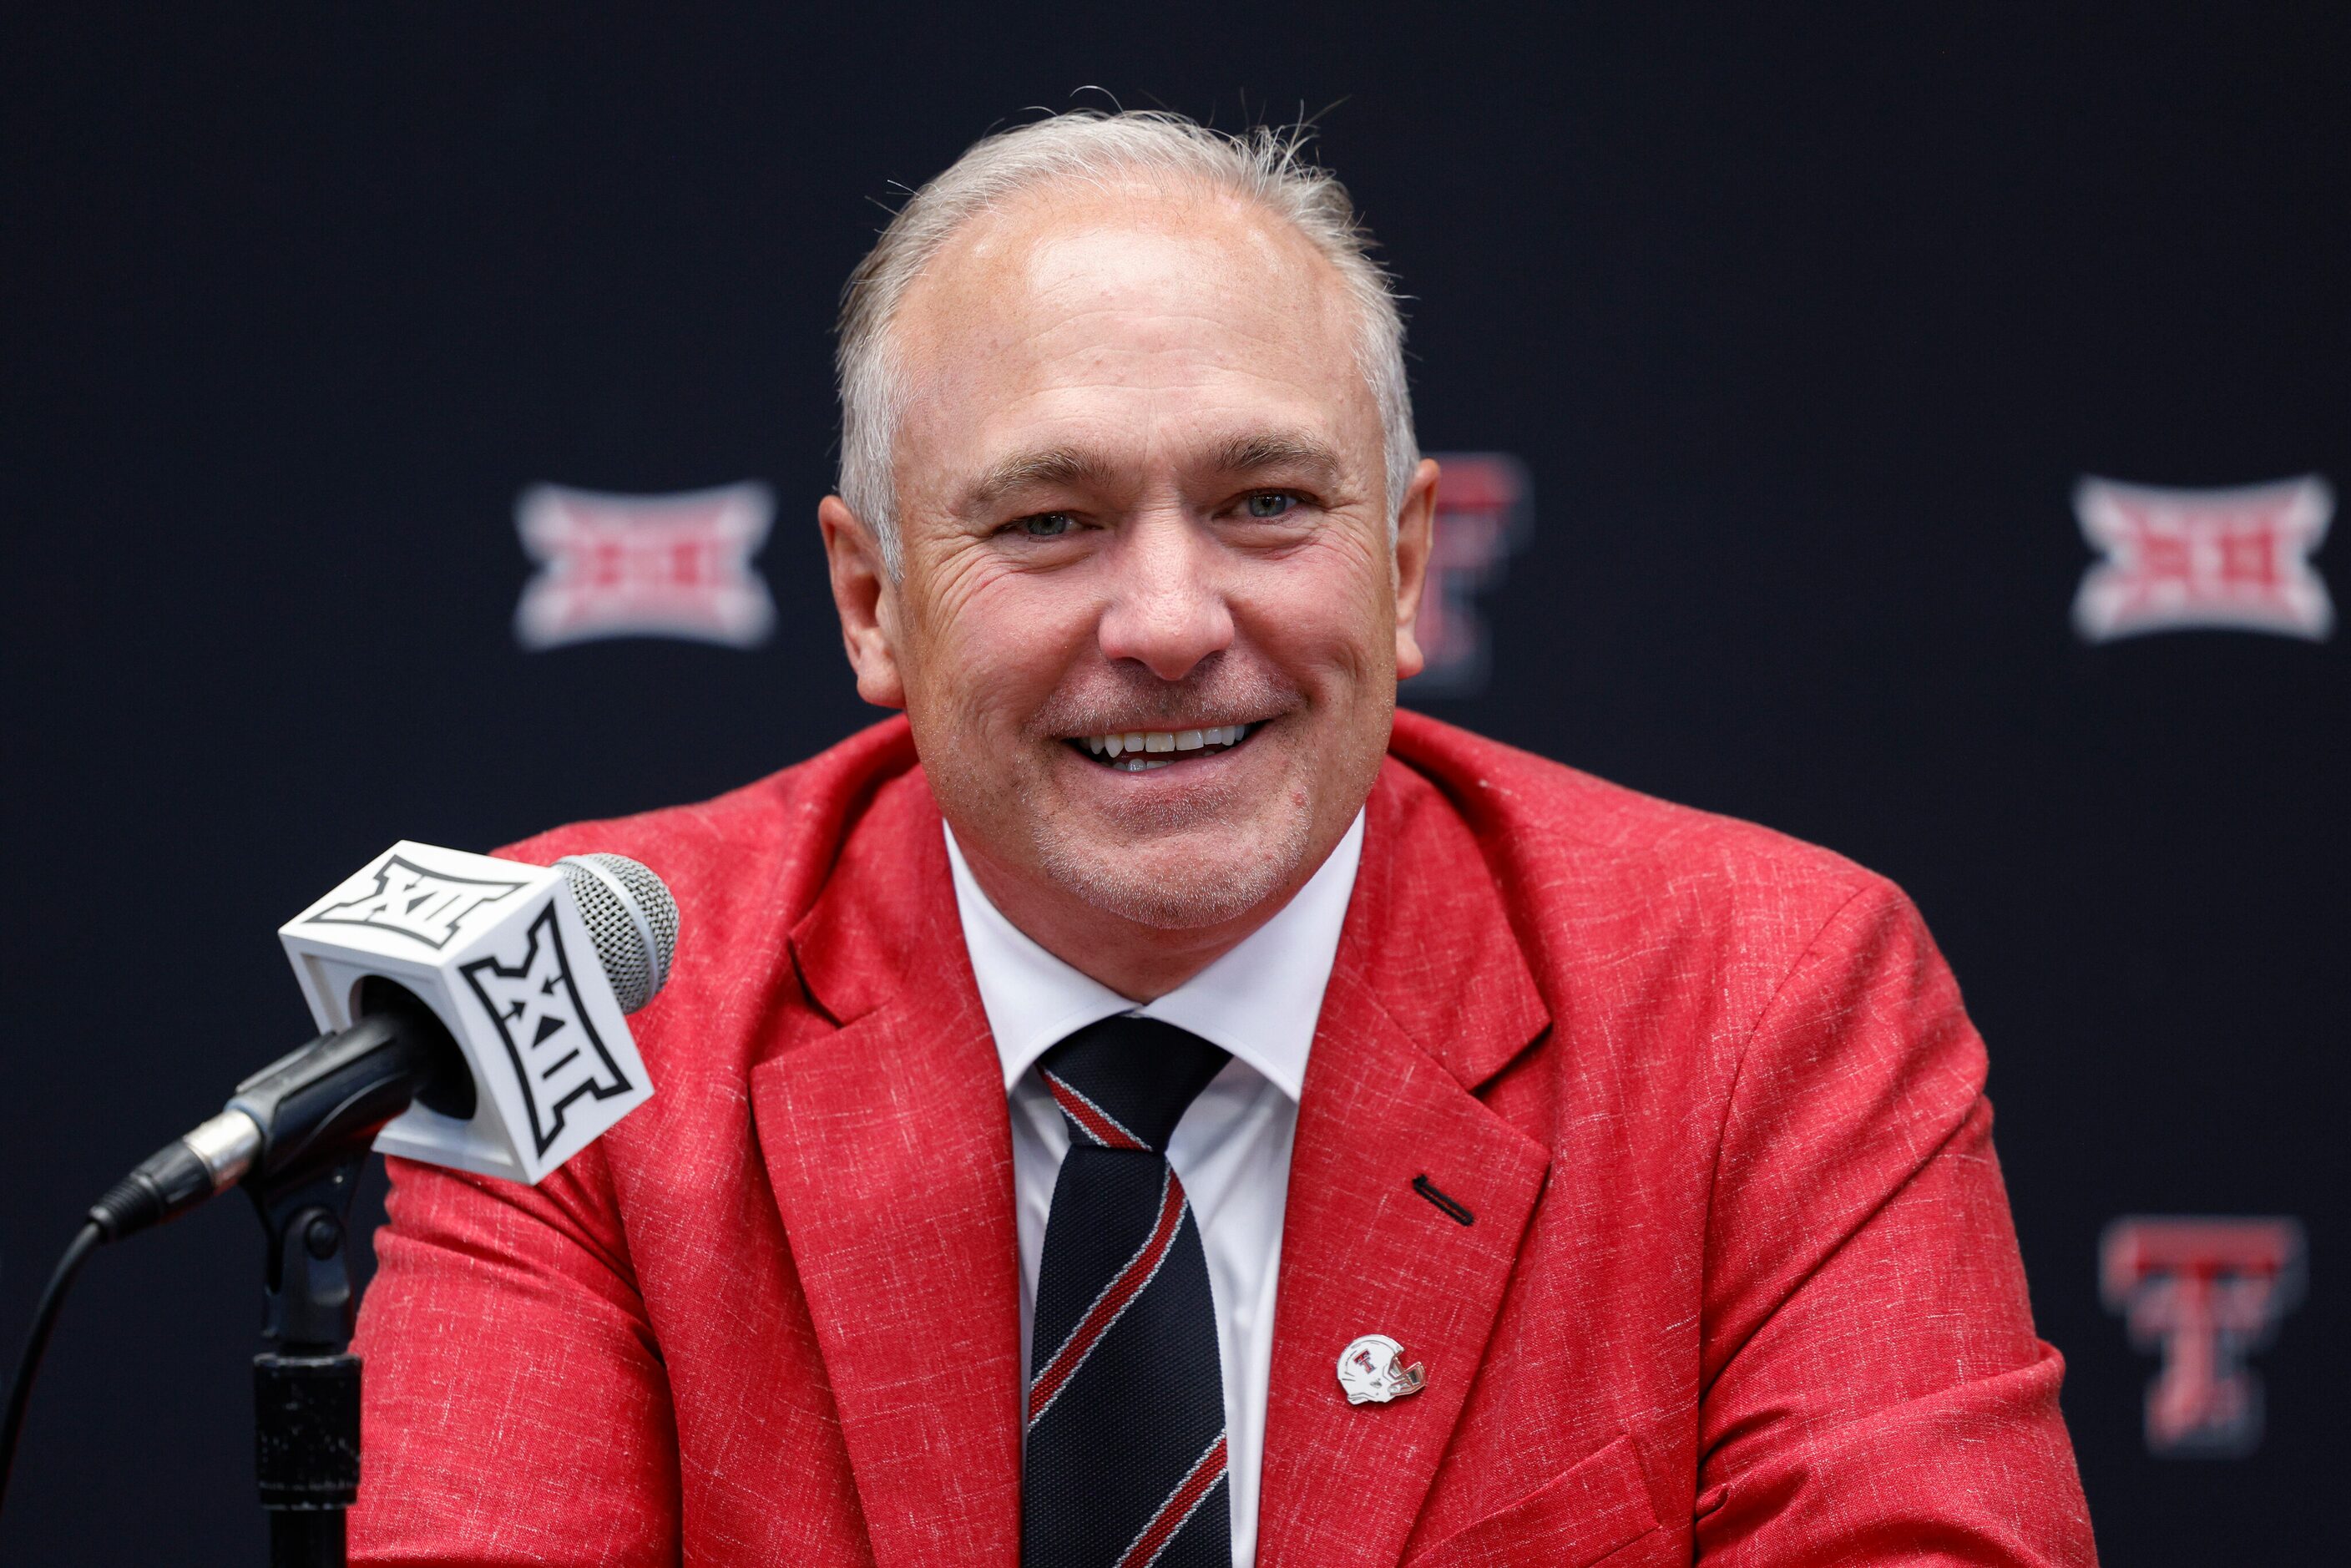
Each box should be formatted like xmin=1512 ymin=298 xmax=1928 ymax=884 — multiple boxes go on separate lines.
xmin=751 ymin=775 xmax=1024 ymax=1568
xmin=746 ymin=752 xmax=1552 ymax=1568
xmin=1257 ymin=761 xmax=1554 ymax=1568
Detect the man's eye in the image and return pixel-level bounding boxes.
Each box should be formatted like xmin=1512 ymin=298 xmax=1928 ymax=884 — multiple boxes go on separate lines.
xmin=1016 ymin=513 xmax=1075 ymax=539
xmin=1246 ymin=492 xmax=1297 ymax=519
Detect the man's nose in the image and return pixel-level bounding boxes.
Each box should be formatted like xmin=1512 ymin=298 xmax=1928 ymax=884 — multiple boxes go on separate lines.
xmin=1095 ymin=517 xmax=1235 ymax=681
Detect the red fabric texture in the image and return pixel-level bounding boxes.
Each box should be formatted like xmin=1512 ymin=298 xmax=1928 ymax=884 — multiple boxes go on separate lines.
xmin=350 ymin=712 xmax=2096 ymax=1566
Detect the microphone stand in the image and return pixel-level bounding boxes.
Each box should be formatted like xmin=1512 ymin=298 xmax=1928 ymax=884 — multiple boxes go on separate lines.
xmin=247 ymin=1150 xmax=368 ymax=1568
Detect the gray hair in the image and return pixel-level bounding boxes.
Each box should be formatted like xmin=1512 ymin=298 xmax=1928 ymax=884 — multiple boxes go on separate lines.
xmin=835 ymin=109 xmax=1417 ymax=574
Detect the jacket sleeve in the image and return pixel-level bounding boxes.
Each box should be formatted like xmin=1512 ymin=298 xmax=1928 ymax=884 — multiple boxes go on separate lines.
xmin=349 ymin=1149 xmax=682 ymax=1565
xmin=1693 ymin=878 xmax=2097 ymax=1565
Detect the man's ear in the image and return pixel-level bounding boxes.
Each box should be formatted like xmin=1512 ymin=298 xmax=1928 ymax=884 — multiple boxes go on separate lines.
xmin=818 ymin=494 xmax=908 ymax=710
xmin=1391 ymin=457 xmax=1441 ymax=680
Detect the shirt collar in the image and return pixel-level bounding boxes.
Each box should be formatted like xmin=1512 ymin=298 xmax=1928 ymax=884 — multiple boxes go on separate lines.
xmin=943 ymin=811 xmax=1365 ymax=1104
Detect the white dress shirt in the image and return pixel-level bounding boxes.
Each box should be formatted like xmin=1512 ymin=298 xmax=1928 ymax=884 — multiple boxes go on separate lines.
xmin=943 ymin=813 xmax=1364 ymax=1568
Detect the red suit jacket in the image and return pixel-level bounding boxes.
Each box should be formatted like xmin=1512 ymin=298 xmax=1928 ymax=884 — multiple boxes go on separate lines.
xmin=351 ymin=713 xmax=2095 ymax=1566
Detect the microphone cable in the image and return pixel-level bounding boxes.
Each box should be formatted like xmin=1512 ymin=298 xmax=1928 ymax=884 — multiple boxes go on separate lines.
xmin=0 ymin=1221 xmax=106 ymax=1518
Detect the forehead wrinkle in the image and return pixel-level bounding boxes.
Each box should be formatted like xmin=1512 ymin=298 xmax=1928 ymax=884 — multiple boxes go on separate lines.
xmin=908 ymin=185 xmax=1356 ymax=367
xmin=902 ymin=187 xmax=1384 ymax=531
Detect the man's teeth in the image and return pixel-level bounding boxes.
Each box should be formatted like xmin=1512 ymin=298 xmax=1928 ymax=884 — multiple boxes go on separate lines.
xmin=1079 ymin=723 xmax=1251 ymax=761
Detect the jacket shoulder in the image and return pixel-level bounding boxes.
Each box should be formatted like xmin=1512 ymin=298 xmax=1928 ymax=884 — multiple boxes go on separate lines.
xmin=491 ymin=716 xmax=918 ymax=962
xmin=1387 ymin=710 xmax=1900 ymax=960
xmin=1383 ymin=713 xmax=1969 ymax=1151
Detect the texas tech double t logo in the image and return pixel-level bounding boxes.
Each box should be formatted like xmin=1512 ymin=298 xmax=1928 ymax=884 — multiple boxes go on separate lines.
xmin=2101 ymin=1216 xmax=2305 ymax=1456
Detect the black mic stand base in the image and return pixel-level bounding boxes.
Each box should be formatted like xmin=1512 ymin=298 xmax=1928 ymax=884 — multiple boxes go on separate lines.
xmin=248 ymin=1153 xmax=367 ymax=1568
xmin=255 ymin=1351 xmax=359 ymax=1565
xmin=266 ymin=1506 xmax=348 ymax=1568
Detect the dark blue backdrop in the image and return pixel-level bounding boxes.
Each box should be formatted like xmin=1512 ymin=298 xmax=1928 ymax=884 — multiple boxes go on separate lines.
xmin=3 ymin=4 xmax=2343 ymax=1562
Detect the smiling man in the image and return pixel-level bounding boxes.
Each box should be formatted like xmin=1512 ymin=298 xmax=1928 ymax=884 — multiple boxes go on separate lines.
xmin=351 ymin=113 xmax=2096 ymax=1567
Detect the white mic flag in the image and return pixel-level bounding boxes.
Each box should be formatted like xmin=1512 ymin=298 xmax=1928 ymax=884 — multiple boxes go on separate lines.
xmin=278 ymin=841 xmax=662 ymax=1184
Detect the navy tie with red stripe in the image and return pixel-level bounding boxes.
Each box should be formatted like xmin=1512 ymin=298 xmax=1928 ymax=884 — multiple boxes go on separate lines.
xmin=1024 ymin=1016 xmax=1232 ymax=1568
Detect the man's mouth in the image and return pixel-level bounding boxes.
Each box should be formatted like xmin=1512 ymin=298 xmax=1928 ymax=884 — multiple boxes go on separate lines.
xmin=1065 ymin=722 xmax=1256 ymax=773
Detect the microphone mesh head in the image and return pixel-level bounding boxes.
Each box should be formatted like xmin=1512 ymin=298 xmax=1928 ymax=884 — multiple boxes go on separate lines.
xmin=554 ymin=853 xmax=680 ymax=1014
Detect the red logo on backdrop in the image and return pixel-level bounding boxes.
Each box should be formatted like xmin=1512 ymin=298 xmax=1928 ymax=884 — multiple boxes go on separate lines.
xmin=1407 ymin=453 xmax=1533 ymax=697
xmin=2072 ymin=475 xmax=2333 ymax=642
xmin=2101 ymin=1216 xmax=2305 ymax=1457
xmin=514 ymin=482 xmax=776 ymax=650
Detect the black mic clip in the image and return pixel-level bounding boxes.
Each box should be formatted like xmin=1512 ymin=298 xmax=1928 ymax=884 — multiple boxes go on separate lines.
xmin=230 ymin=995 xmax=459 ymax=1558
xmin=250 ymin=1149 xmax=366 ymax=1358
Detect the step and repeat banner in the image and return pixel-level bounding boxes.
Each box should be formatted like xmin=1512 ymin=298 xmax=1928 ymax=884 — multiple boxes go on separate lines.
xmin=3 ymin=7 xmax=2341 ymax=1564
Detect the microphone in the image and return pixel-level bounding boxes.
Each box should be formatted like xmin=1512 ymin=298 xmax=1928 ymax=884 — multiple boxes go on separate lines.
xmin=86 ymin=848 xmax=678 ymax=1243
xmin=0 ymin=843 xmax=680 ymax=1530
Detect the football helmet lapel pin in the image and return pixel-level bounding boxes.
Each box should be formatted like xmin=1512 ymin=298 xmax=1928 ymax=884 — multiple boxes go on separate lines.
xmin=1337 ymin=1334 xmax=1426 ymax=1405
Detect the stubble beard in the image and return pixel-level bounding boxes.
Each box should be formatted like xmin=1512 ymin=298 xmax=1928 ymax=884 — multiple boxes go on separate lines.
xmin=1020 ymin=655 xmax=1321 ymax=928
xmin=1030 ymin=784 xmax=1317 ymax=930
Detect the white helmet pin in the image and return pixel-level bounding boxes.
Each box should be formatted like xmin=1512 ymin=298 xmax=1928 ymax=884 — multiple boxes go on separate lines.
xmin=1336 ymin=1334 xmax=1426 ymax=1405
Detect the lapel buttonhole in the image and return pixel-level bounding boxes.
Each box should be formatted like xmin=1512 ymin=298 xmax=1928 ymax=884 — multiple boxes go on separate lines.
xmin=1411 ymin=1174 xmax=1474 ymax=1226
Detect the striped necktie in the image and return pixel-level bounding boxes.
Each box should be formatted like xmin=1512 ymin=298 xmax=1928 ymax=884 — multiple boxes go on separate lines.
xmin=1024 ymin=1016 xmax=1232 ymax=1568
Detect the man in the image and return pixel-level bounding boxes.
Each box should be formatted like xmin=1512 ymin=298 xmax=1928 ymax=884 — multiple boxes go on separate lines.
xmin=352 ymin=112 xmax=2096 ymax=1566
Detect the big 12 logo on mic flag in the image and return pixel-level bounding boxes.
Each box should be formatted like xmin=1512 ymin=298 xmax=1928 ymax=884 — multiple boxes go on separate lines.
xmin=2101 ymin=1216 xmax=2306 ymax=1457
xmin=305 ymin=852 xmax=529 ymax=949
xmin=281 ymin=842 xmax=655 ymax=1184
xmin=514 ymin=481 xmax=776 ymax=650
xmin=2072 ymin=474 xmax=2333 ymax=642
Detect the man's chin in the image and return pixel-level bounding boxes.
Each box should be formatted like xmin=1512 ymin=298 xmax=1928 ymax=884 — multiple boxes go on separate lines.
xmin=1033 ymin=821 xmax=1316 ymax=932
